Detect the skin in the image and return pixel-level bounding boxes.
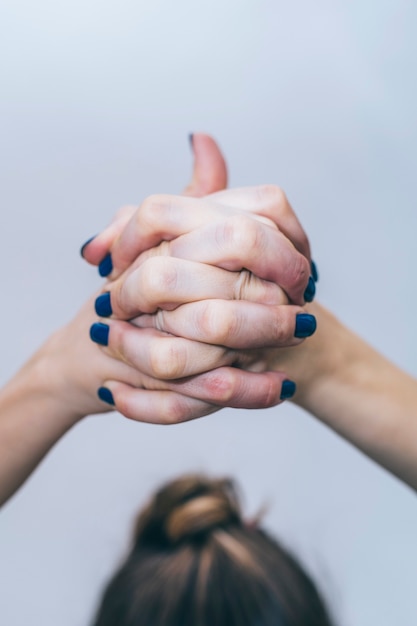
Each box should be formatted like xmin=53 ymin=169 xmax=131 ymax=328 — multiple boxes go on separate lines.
xmin=82 ymin=134 xmax=417 ymax=491
xmin=0 ymin=136 xmax=312 ymax=505
xmin=0 ymin=134 xmax=416 ymax=508
xmin=273 ymin=302 xmax=417 ymax=489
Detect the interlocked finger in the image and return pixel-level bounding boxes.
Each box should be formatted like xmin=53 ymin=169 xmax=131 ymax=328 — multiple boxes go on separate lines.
xmin=165 ymin=214 xmax=310 ymax=304
xmin=105 ymin=194 xmax=277 ymax=280
xmin=100 ymin=367 xmax=293 ymax=421
xmin=93 ymin=323 xmax=237 ymax=380
xmin=209 ymin=185 xmax=311 ymax=260
xmin=131 ymin=300 xmax=313 ymax=349
xmin=100 ymin=256 xmax=288 ymax=320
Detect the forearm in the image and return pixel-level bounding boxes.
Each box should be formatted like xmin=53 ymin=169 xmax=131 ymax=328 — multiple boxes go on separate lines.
xmin=0 ymin=343 xmax=82 ymax=506
xmin=277 ymin=303 xmax=417 ymax=489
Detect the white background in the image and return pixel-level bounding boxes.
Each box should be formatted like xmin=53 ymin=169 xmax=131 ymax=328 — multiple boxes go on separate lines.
xmin=0 ymin=1 xmax=416 ymax=625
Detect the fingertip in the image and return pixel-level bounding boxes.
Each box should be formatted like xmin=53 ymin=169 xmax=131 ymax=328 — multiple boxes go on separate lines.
xmin=294 ymin=313 xmax=317 ymax=338
xmin=280 ymin=379 xmax=297 ymax=400
xmin=81 ymin=235 xmax=111 ymax=266
xmin=188 ymin=133 xmax=228 ymax=195
xmin=97 ymin=386 xmax=115 ymax=406
xmin=90 ymin=322 xmax=110 ymax=346
xmin=98 ymin=253 xmax=113 ymax=277
xmin=303 ymin=276 xmax=316 ymax=303
xmin=95 ymin=293 xmax=113 ymax=317
xmin=80 ymin=235 xmax=97 ymax=258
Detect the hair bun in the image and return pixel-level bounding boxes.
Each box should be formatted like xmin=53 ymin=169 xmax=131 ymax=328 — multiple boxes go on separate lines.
xmin=134 ymin=475 xmax=242 ymax=547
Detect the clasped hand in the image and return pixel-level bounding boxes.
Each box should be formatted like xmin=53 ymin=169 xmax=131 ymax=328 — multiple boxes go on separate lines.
xmin=76 ymin=136 xmax=317 ymax=423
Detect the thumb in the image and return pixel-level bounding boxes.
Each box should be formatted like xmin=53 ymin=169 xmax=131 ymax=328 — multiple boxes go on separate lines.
xmin=183 ymin=132 xmax=228 ymax=197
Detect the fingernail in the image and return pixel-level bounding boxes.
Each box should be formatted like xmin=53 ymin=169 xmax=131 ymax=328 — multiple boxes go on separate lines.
xmin=188 ymin=133 xmax=194 ymax=151
xmin=97 ymin=387 xmax=115 ymax=406
xmin=280 ymin=380 xmax=296 ymax=400
xmin=98 ymin=254 xmax=113 ymax=277
xmin=294 ymin=313 xmax=317 ymax=338
xmin=303 ymin=276 xmax=316 ymax=303
xmin=80 ymin=235 xmax=96 ymax=258
xmin=311 ymin=260 xmax=319 ymax=283
xmin=89 ymin=322 xmax=109 ymax=346
xmin=95 ymin=293 xmax=112 ymax=317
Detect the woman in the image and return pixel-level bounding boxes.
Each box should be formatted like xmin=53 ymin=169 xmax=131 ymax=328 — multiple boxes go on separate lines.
xmin=0 ymin=134 xmax=415 ymax=623
xmin=91 ymin=473 xmax=335 ymax=626
xmin=0 ymin=134 xmax=318 ymax=505
xmin=0 ymin=133 xmax=416 ymax=507
xmin=84 ymin=134 xmax=417 ymax=490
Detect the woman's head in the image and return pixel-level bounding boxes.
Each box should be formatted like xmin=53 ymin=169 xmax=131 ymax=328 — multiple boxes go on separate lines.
xmin=92 ymin=475 xmax=334 ymax=626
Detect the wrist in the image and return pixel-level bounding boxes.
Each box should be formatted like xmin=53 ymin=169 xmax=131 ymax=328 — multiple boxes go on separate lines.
xmin=33 ymin=294 xmax=116 ymax=421
xmin=293 ymin=303 xmax=356 ymax=408
xmin=4 ymin=338 xmax=85 ymax=429
xmin=267 ymin=302 xmax=348 ymax=407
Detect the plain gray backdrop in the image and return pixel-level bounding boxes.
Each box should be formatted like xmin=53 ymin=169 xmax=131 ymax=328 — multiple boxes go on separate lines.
xmin=0 ymin=1 xmax=416 ymax=625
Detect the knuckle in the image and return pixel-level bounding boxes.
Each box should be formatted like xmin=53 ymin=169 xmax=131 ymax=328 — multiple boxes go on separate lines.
xmin=138 ymin=194 xmax=172 ymax=228
xmin=217 ymin=309 xmax=242 ymax=345
xmin=114 ymin=204 xmax=136 ymax=220
xmin=153 ymin=258 xmax=179 ymax=295
xmin=159 ymin=395 xmax=190 ymax=425
xmin=217 ymin=215 xmax=262 ymax=256
xmin=237 ymin=217 xmax=261 ymax=253
xmin=255 ymin=185 xmax=294 ymax=228
xmin=197 ymin=301 xmax=216 ymax=338
xmin=287 ymin=252 xmax=310 ymax=291
xmin=205 ymin=369 xmax=238 ymax=404
xmin=138 ymin=257 xmax=178 ymax=308
xmin=257 ymin=184 xmax=288 ymax=209
xmin=148 ymin=338 xmax=186 ymax=379
xmin=214 ymin=216 xmax=235 ymax=249
xmin=198 ymin=302 xmax=241 ymax=345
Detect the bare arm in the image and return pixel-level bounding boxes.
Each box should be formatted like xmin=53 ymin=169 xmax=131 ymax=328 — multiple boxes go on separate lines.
xmin=87 ymin=152 xmax=417 ymax=489
xmin=0 ymin=137 xmax=314 ymax=506
xmin=276 ymin=302 xmax=417 ymax=489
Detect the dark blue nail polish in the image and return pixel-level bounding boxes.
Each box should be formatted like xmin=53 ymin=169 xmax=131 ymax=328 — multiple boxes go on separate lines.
xmin=90 ymin=322 xmax=109 ymax=346
xmin=303 ymin=276 xmax=316 ymax=303
xmin=97 ymin=387 xmax=115 ymax=406
xmin=294 ymin=313 xmax=317 ymax=338
xmin=188 ymin=133 xmax=194 ymax=150
xmin=98 ymin=254 xmax=113 ymax=277
xmin=80 ymin=235 xmax=96 ymax=258
xmin=311 ymin=260 xmax=319 ymax=283
xmin=95 ymin=293 xmax=112 ymax=317
xmin=280 ymin=380 xmax=296 ymax=400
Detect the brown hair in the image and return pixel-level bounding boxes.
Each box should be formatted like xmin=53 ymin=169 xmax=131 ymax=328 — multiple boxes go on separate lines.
xmin=92 ymin=475 xmax=334 ymax=626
